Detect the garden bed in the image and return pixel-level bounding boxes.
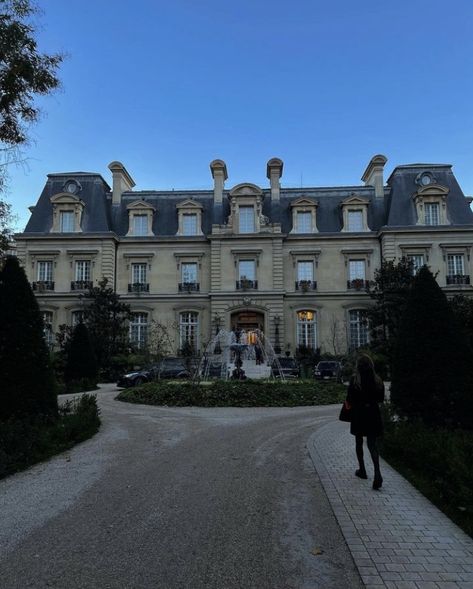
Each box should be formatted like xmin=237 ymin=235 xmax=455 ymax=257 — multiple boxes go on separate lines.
xmin=116 ymin=379 xmax=346 ymax=407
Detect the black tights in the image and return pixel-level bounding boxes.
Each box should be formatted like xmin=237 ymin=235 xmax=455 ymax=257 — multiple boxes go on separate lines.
xmin=355 ymin=434 xmax=381 ymax=478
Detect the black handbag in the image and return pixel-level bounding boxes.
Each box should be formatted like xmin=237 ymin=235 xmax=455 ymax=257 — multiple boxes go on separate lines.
xmin=339 ymin=400 xmax=352 ymax=422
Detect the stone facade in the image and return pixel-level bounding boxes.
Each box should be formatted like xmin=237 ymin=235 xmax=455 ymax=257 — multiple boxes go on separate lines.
xmin=15 ymin=156 xmax=473 ymax=355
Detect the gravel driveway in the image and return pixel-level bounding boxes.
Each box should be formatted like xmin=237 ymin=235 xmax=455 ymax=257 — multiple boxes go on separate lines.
xmin=0 ymin=384 xmax=362 ymax=589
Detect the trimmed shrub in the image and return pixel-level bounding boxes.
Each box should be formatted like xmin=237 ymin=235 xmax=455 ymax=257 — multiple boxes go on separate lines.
xmin=0 ymin=257 xmax=57 ymax=420
xmin=116 ymin=379 xmax=346 ymax=407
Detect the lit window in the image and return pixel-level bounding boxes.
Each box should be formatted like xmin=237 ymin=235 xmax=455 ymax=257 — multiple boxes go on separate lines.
xmin=349 ymin=310 xmax=369 ymax=349
xmin=239 ymin=260 xmax=255 ymax=280
xmin=239 ymin=206 xmax=255 ymax=233
xmin=182 ymin=213 xmax=198 ymax=236
xmin=182 ymin=262 xmax=197 ymax=284
xmin=425 ymin=203 xmax=440 ymax=226
xmin=407 ymin=255 xmax=424 ymax=275
xmin=296 ymin=310 xmax=316 ymax=349
xmin=75 ymin=260 xmax=91 ymax=282
xmin=129 ymin=313 xmax=148 ymax=348
xmin=133 ymin=215 xmax=148 ymax=236
xmin=37 ymin=261 xmax=53 ymax=282
xmin=296 ymin=211 xmax=312 ymax=233
xmin=179 ymin=311 xmax=199 ymax=352
xmin=349 ymin=260 xmax=365 ymax=281
xmin=447 ymin=254 xmax=464 ymax=276
xmin=60 ymin=211 xmax=75 ymax=232
xmin=41 ymin=311 xmax=54 ymax=347
xmin=347 ymin=210 xmax=364 ymax=232
xmin=297 ymin=261 xmax=314 ymax=281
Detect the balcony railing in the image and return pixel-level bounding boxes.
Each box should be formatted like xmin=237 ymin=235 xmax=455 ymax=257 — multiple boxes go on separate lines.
xmin=295 ymin=280 xmax=317 ymax=291
xmin=236 ymin=279 xmax=258 ymax=290
xmin=32 ymin=281 xmax=55 ymax=292
xmin=178 ymin=282 xmax=200 ymax=292
xmin=347 ymin=279 xmax=370 ymax=291
xmin=128 ymin=282 xmax=150 ymax=293
xmin=71 ymin=280 xmax=93 ymax=291
xmin=446 ymin=274 xmax=470 ymax=285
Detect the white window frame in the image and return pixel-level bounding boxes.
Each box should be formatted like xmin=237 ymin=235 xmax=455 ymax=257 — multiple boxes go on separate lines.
xmin=129 ymin=312 xmax=148 ymax=349
xmin=238 ymin=206 xmax=255 ymax=234
xmin=349 ymin=309 xmax=369 ymax=350
xmin=182 ymin=213 xmax=198 ymax=236
xmin=349 ymin=260 xmax=366 ymax=281
xmin=75 ymin=260 xmax=91 ymax=282
xmin=407 ymin=254 xmax=425 ymax=275
xmin=238 ymin=259 xmax=256 ymax=281
xmin=296 ymin=211 xmax=312 ymax=233
xmin=60 ymin=211 xmax=75 ymax=232
xmin=131 ymin=263 xmax=147 ymax=285
xmin=37 ymin=260 xmax=53 ymax=282
xmin=424 ymin=202 xmax=440 ymax=226
xmin=181 ymin=262 xmax=198 ymax=284
xmin=41 ymin=311 xmax=54 ymax=347
xmin=296 ymin=310 xmax=317 ymax=349
xmin=347 ymin=210 xmax=364 ymax=232
xmin=447 ymin=254 xmax=465 ymax=276
xmin=133 ymin=215 xmax=148 ymax=237
xmin=179 ymin=311 xmax=199 ymax=352
xmin=297 ymin=260 xmax=314 ymax=281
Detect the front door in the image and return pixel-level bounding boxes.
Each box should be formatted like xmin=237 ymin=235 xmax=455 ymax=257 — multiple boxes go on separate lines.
xmin=231 ymin=311 xmax=264 ymax=333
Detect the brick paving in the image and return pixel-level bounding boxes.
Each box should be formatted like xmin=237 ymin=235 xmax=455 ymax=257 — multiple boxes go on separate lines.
xmin=307 ymin=420 xmax=473 ymax=589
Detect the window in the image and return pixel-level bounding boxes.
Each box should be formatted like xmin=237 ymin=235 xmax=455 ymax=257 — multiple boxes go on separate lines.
xmin=182 ymin=262 xmax=197 ymax=284
xmin=349 ymin=310 xmax=369 ymax=349
xmin=424 ymin=203 xmax=440 ymax=226
xmin=75 ymin=260 xmax=91 ymax=282
xmin=239 ymin=260 xmax=255 ymax=280
xmin=179 ymin=312 xmax=199 ymax=352
xmin=239 ymin=206 xmax=255 ymax=233
xmin=347 ymin=210 xmax=364 ymax=232
xmin=447 ymin=254 xmax=464 ymax=276
xmin=60 ymin=211 xmax=75 ymax=232
xmin=182 ymin=214 xmax=198 ymax=236
xmin=41 ymin=311 xmax=54 ymax=347
xmin=37 ymin=261 xmax=53 ymax=282
xmin=349 ymin=260 xmax=365 ymax=281
xmin=132 ymin=263 xmax=147 ymax=284
xmin=296 ymin=211 xmax=312 ymax=233
xmin=296 ymin=310 xmax=317 ymax=349
xmin=72 ymin=310 xmax=85 ymax=326
xmin=297 ymin=261 xmax=314 ymax=281
xmin=407 ymin=254 xmax=424 ymax=275
xmin=129 ymin=313 xmax=148 ymax=348
xmin=133 ymin=215 xmax=148 ymax=236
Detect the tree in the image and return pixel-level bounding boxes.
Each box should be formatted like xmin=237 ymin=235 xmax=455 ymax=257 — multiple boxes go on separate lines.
xmin=64 ymin=322 xmax=98 ymax=389
xmin=0 ymin=256 xmax=57 ymax=420
xmin=450 ymin=295 xmax=473 ymax=351
xmin=83 ymin=278 xmax=132 ymax=371
xmin=390 ymin=267 xmax=473 ymax=429
xmin=368 ymin=258 xmax=415 ymax=361
xmin=0 ymin=0 xmax=63 ymax=146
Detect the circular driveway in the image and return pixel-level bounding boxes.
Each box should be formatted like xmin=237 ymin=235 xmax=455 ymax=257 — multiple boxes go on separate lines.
xmin=0 ymin=385 xmax=362 ymax=589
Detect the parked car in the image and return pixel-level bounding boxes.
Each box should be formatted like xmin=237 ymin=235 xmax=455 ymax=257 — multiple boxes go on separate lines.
xmin=117 ymin=357 xmax=192 ymax=388
xmin=314 ymin=361 xmax=342 ymax=382
xmin=271 ymin=357 xmax=300 ymax=379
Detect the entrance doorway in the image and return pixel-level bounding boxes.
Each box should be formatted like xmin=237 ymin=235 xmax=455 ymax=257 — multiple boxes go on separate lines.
xmin=231 ymin=310 xmax=264 ymax=333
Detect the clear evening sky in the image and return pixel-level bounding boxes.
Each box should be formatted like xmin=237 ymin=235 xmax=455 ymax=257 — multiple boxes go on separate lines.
xmin=8 ymin=0 xmax=473 ymax=230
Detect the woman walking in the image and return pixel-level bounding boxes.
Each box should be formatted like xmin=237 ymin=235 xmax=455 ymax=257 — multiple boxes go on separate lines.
xmin=346 ymin=354 xmax=385 ymax=490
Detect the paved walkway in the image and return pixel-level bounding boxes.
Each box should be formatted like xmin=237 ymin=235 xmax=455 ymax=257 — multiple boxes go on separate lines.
xmin=307 ymin=420 xmax=473 ymax=589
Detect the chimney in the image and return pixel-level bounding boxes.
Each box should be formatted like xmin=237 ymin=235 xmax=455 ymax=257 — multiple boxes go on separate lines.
xmin=210 ymin=159 xmax=228 ymax=203
xmin=361 ymin=154 xmax=387 ymax=198
xmin=267 ymin=158 xmax=283 ymax=200
xmin=108 ymin=161 xmax=136 ymax=204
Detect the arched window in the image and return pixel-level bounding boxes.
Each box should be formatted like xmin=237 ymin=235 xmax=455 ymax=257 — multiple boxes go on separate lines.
xmin=349 ymin=310 xmax=369 ymax=350
xmin=129 ymin=313 xmax=148 ymax=349
xmin=41 ymin=311 xmax=54 ymax=348
xmin=179 ymin=312 xmax=199 ymax=352
xmin=296 ymin=310 xmax=316 ymax=349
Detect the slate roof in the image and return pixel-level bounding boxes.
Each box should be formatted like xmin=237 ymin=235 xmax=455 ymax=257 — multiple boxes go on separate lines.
xmin=21 ymin=164 xmax=473 ymax=236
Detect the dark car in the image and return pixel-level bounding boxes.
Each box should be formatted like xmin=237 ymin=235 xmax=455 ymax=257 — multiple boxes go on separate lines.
xmin=314 ymin=361 xmax=342 ymax=382
xmin=271 ymin=357 xmax=300 ymax=379
xmin=117 ymin=357 xmax=192 ymax=388
xmin=117 ymin=364 xmax=160 ymax=388
xmin=157 ymin=357 xmax=192 ymax=380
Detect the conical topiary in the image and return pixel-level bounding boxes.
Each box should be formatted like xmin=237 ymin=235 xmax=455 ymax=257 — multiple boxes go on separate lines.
xmin=0 ymin=256 xmax=57 ymax=420
xmin=390 ymin=266 xmax=473 ymax=429
xmin=65 ymin=322 xmax=98 ymax=388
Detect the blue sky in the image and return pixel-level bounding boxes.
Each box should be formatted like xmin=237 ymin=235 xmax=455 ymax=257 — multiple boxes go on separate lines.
xmin=8 ymin=0 xmax=473 ymax=230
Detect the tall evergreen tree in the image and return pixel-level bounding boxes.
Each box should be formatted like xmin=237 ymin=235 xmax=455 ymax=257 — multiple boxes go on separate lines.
xmin=0 ymin=256 xmax=57 ymax=420
xmin=65 ymin=322 xmax=98 ymax=387
xmin=390 ymin=267 xmax=473 ymax=429
xmin=83 ymin=278 xmax=132 ymax=370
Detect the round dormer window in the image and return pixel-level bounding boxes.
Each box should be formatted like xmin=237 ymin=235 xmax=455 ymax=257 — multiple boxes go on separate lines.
xmin=64 ymin=180 xmax=80 ymax=194
xmin=420 ymin=174 xmax=432 ymax=186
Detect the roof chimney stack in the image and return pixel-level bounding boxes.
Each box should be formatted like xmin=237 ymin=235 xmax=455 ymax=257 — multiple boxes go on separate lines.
xmin=267 ymin=158 xmax=283 ymax=201
xmin=361 ymin=154 xmax=387 ymax=198
xmin=210 ymin=159 xmax=228 ymax=203
xmin=108 ymin=161 xmax=136 ymax=205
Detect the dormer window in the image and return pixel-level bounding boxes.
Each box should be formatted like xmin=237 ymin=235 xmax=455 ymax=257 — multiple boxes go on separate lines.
xmin=239 ymin=206 xmax=255 ymax=233
xmin=50 ymin=193 xmax=85 ymax=233
xmin=126 ymin=200 xmax=155 ymax=237
xmin=290 ymin=197 xmax=319 ymax=234
xmin=413 ymin=183 xmax=449 ymax=226
xmin=341 ymin=194 xmax=370 ymax=232
xmin=176 ymin=199 xmax=203 ymax=236
xmin=226 ymin=183 xmax=266 ymax=235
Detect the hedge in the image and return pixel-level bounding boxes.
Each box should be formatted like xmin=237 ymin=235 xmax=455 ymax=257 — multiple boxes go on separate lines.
xmin=116 ymin=379 xmax=346 ymax=407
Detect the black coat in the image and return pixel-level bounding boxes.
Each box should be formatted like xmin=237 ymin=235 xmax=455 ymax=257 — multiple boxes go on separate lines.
xmin=346 ymin=375 xmax=385 ymax=437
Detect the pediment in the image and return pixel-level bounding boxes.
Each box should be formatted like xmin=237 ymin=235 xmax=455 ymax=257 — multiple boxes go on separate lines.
xmin=290 ymin=197 xmax=319 ymax=208
xmin=229 ymin=183 xmax=263 ymax=197
xmin=176 ymin=199 xmax=203 ymax=210
xmin=340 ymin=194 xmax=370 ymax=206
xmin=126 ymin=200 xmax=155 ymax=211
xmin=50 ymin=193 xmax=84 ymax=205
xmin=414 ymin=184 xmax=449 ymax=198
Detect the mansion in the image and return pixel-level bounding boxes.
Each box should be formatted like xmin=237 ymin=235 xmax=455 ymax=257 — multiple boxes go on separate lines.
xmin=15 ymin=155 xmax=473 ymax=356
